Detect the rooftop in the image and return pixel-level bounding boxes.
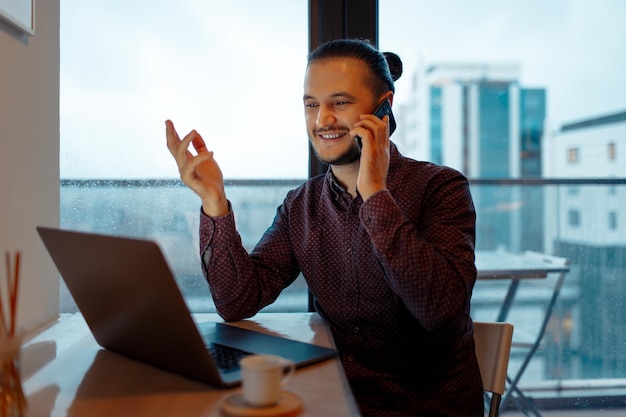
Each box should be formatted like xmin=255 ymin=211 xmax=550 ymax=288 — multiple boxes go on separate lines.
xmin=561 ymin=110 xmax=626 ymax=132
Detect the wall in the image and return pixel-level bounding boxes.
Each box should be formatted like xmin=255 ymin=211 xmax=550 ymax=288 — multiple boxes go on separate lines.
xmin=0 ymin=0 xmax=60 ymax=331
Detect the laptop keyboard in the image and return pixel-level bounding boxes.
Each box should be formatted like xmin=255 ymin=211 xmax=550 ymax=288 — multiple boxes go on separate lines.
xmin=208 ymin=343 xmax=252 ymax=372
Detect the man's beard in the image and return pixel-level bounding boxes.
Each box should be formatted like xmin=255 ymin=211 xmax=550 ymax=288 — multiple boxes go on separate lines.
xmin=310 ymin=134 xmax=361 ymax=166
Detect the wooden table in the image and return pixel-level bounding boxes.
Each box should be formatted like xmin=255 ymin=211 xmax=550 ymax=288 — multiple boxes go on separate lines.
xmin=21 ymin=313 xmax=360 ymax=417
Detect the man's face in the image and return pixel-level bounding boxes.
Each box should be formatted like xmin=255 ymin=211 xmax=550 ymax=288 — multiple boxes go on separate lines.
xmin=303 ymin=57 xmax=377 ymax=166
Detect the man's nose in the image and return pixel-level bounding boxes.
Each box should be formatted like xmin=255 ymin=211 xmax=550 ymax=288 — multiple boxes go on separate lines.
xmin=316 ymin=105 xmax=336 ymax=127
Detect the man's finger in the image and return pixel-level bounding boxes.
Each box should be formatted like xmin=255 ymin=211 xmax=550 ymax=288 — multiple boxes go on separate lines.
xmin=165 ymin=120 xmax=182 ymax=154
xmin=192 ymin=133 xmax=209 ymax=153
xmin=177 ymin=130 xmax=200 ymax=161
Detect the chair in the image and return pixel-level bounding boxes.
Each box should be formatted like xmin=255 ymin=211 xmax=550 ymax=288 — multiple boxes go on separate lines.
xmin=474 ymin=321 xmax=514 ymax=417
xmin=502 ymin=251 xmax=570 ymax=416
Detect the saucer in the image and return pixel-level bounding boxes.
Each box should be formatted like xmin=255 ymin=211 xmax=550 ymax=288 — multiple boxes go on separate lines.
xmin=220 ymin=391 xmax=303 ymax=417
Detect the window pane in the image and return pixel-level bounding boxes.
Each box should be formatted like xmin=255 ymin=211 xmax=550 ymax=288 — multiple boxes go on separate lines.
xmin=380 ymin=0 xmax=626 ymax=409
xmin=609 ymin=211 xmax=617 ymax=230
xmin=60 ymin=1 xmax=308 ymax=312
xmin=609 ymin=142 xmax=616 ymax=161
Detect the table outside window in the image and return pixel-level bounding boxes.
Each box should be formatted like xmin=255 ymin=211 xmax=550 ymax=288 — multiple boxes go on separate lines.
xmin=475 ymin=249 xmax=570 ymax=415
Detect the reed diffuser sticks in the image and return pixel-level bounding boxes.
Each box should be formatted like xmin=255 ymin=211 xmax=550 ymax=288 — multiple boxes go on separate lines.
xmin=1 ymin=251 xmax=26 ymax=417
xmin=1 ymin=252 xmax=21 ymax=339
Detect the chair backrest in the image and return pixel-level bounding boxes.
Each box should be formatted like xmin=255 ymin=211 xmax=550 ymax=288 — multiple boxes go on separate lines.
xmin=474 ymin=321 xmax=514 ymax=416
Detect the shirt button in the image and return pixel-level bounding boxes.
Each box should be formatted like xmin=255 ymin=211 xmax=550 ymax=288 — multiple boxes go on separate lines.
xmin=386 ymin=251 xmax=393 ymax=259
xmin=365 ymin=217 xmax=372 ymax=225
xmin=353 ymin=326 xmax=360 ymax=334
xmin=345 ymin=355 xmax=355 ymax=362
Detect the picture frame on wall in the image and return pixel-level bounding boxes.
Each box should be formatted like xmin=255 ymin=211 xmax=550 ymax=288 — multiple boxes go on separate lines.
xmin=0 ymin=0 xmax=35 ymax=35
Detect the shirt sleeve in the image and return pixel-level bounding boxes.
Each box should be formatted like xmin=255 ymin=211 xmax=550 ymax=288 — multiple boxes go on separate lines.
xmin=198 ymin=202 xmax=300 ymax=321
xmin=359 ymin=170 xmax=477 ymax=333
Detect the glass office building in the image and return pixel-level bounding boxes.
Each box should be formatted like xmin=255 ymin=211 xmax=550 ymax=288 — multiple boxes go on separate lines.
xmin=412 ymin=63 xmax=546 ymax=252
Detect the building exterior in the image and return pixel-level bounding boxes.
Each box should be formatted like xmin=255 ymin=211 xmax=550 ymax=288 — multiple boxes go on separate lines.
xmin=544 ymin=110 xmax=626 ymax=378
xmin=394 ymin=62 xmax=547 ymax=251
xmin=396 ymin=62 xmax=545 ymax=178
xmin=544 ymin=110 xmax=626 ymax=249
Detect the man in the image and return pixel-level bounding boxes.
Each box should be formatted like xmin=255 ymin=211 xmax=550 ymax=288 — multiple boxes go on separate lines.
xmin=166 ymin=39 xmax=483 ymax=417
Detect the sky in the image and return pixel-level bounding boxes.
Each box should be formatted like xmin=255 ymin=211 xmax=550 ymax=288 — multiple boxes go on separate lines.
xmin=60 ymin=0 xmax=626 ymax=179
xmin=380 ymin=0 xmax=626 ymax=127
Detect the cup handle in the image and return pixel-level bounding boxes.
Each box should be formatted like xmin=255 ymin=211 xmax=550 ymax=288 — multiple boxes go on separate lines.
xmin=281 ymin=359 xmax=295 ymax=387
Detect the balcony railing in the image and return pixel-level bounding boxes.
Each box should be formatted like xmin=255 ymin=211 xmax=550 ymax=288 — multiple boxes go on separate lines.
xmin=467 ymin=178 xmax=626 ymax=408
xmin=60 ymin=177 xmax=626 ymax=408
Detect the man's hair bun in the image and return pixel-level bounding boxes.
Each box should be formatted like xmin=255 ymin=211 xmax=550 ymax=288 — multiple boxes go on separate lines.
xmin=383 ymin=52 xmax=403 ymax=82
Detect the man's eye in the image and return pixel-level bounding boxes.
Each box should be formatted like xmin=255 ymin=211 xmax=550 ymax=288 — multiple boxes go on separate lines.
xmin=305 ymin=103 xmax=318 ymax=108
xmin=334 ymin=101 xmax=350 ymax=106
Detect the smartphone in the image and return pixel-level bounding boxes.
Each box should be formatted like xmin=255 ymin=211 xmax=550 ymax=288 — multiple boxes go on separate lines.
xmin=355 ymin=99 xmax=397 ymax=153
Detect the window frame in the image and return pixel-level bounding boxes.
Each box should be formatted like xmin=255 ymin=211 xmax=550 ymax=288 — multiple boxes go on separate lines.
xmin=307 ymin=0 xmax=378 ymax=310
xmin=308 ymin=0 xmax=379 ymax=178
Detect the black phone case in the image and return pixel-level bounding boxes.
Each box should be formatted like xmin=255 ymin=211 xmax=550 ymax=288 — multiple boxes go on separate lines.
xmin=355 ymin=99 xmax=397 ymax=152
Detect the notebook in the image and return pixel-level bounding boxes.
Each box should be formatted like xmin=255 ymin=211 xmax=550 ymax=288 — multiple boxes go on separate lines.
xmin=36 ymin=226 xmax=338 ymax=388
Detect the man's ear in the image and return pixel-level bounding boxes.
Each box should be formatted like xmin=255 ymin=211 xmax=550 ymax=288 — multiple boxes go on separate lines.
xmin=383 ymin=91 xmax=394 ymax=106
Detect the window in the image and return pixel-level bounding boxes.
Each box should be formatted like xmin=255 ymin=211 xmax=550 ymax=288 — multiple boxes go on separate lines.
xmin=60 ymin=0 xmax=308 ymax=313
xmin=381 ymin=1 xmax=626 ymax=405
xmin=609 ymin=211 xmax=617 ymax=230
xmin=568 ymin=209 xmax=581 ymax=227
xmin=608 ymin=142 xmax=616 ymax=161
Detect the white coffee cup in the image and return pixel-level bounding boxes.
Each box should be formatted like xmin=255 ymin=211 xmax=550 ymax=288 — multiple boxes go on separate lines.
xmin=240 ymin=354 xmax=295 ymax=407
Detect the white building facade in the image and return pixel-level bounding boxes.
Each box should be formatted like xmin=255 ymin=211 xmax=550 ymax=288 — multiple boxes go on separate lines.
xmin=544 ymin=109 xmax=626 ymax=378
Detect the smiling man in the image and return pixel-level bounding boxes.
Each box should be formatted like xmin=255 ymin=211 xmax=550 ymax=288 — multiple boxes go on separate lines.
xmin=166 ymin=38 xmax=483 ymax=417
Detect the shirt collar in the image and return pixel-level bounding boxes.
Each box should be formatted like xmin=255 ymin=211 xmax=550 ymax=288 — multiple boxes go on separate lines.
xmin=326 ymin=168 xmax=346 ymax=199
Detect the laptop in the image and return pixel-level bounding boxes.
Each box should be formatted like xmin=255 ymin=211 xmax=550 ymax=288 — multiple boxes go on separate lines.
xmin=36 ymin=226 xmax=338 ymax=388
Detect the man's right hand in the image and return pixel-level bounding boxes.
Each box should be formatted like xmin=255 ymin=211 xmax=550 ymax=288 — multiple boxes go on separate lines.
xmin=165 ymin=120 xmax=229 ymax=217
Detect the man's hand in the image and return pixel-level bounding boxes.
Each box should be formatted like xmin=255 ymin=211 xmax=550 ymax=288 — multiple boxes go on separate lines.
xmin=350 ymin=114 xmax=390 ymax=201
xmin=165 ymin=120 xmax=229 ymax=217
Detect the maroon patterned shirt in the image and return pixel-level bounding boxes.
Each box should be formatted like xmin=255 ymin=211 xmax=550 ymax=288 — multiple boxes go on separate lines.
xmin=199 ymin=143 xmax=483 ymax=416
